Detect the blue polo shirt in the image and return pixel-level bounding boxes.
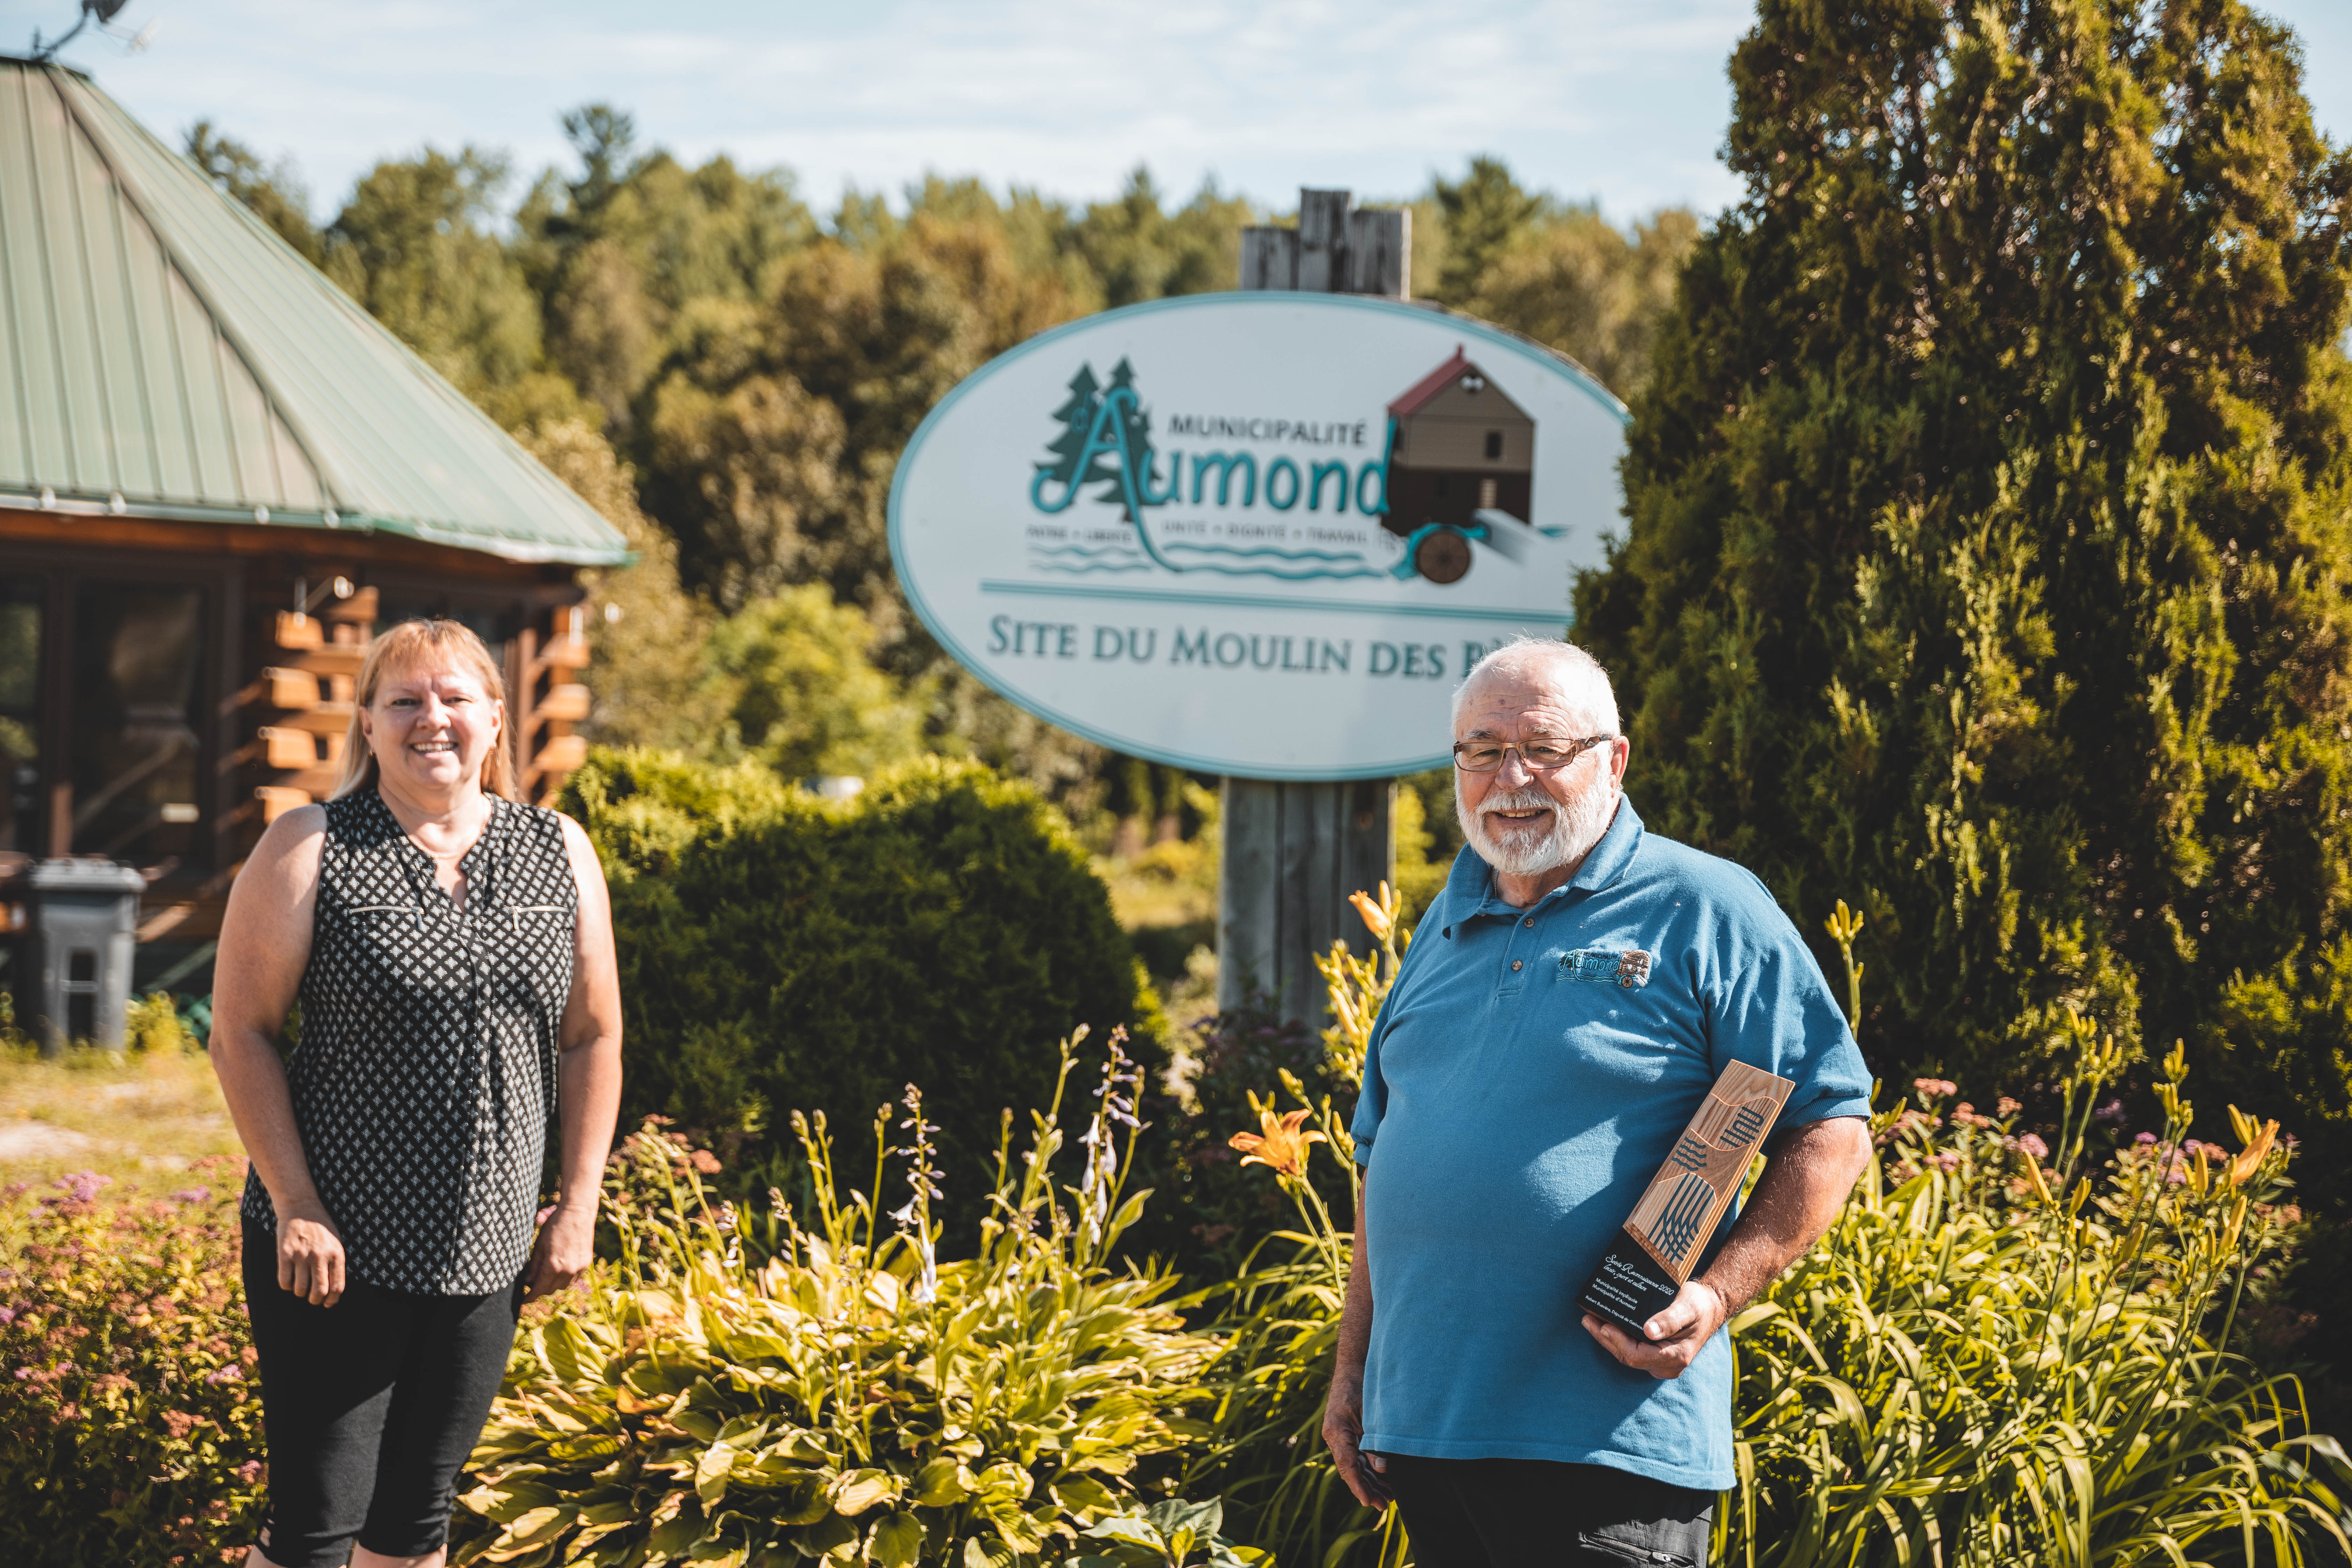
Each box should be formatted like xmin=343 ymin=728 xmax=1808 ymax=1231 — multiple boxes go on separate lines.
xmin=1350 ymin=797 xmax=1870 ymax=1489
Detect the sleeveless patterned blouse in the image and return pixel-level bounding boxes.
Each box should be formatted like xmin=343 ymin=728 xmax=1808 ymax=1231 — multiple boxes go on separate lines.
xmin=240 ymin=790 xmax=578 ymax=1294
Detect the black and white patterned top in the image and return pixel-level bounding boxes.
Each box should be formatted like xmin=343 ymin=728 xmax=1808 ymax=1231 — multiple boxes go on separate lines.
xmin=241 ymin=790 xmax=579 ymax=1295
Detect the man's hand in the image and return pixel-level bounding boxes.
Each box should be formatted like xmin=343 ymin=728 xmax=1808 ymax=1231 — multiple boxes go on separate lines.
xmin=1581 ymin=1278 xmax=1729 ymax=1380
xmin=524 ymin=1200 xmax=597 ymax=1304
xmin=276 ymin=1203 xmax=347 ymax=1307
xmin=1321 ymin=1367 xmax=1393 ymax=1510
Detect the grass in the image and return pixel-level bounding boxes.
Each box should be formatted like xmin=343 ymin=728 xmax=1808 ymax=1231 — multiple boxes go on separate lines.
xmin=0 ymin=1040 xmax=240 ymax=1190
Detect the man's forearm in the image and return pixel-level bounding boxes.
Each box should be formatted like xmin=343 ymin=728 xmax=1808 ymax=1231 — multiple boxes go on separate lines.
xmin=1336 ymin=1186 xmax=1373 ymax=1376
xmin=1697 ymin=1115 xmax=1871 ymax=1314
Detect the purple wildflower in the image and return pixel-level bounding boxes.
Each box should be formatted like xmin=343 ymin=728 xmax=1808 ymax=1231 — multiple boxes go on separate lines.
xmin=51 ymin=1170 xmax=110 ymax=1203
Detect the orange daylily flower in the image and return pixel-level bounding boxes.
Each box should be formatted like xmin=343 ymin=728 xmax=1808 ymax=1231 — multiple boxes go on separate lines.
xmin=1230 ymin=1108 xmax=1326 ymax=1179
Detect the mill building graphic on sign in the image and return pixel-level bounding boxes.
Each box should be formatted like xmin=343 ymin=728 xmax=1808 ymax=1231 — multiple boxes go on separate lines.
xmin=1380 ymin=347 xmax=1536 ymax=584
xmin=1027 ymin=347 xmax=1549 ymax=585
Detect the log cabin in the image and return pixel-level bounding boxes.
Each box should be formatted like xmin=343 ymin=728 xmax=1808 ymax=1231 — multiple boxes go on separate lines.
xmin=0 ymin=55 xmax=628 ymax=1011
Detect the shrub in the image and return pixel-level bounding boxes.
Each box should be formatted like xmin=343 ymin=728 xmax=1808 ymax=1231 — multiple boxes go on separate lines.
xmin=126 ymin=993 xmax=194 ymax=1055
xmin=0 ymin=1162 xmax=263 ymax=1568
xmin=563 ymin=749 xmax=1168 ymax=1219
xmin=1143 ymin=1006 xmax=1332 ymax=1278
xmin=452 ymin=1032 xmax=1234 ymax=1567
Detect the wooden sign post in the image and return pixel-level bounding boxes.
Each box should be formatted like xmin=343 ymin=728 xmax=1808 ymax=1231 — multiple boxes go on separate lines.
xmin=1218 ymin=190 xmax=1408 ymax=1023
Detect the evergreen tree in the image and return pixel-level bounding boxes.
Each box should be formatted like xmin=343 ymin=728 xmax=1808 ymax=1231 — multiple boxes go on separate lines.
xmin=1432 ymin=155 xmax=1544 ymax=303
xmin=183 ymin=122 xmax=322 ymax=265
xmin=1575 ymin=0 xmax=2352 ymax=1185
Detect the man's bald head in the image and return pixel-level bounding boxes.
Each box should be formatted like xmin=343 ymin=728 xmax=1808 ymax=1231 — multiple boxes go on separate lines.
xmin=1451 ymin=638 xmax=1620 ymax=737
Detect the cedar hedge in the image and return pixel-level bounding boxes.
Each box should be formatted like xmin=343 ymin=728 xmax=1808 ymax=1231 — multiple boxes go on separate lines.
xmin=561 ymin=749 xmax=1168 ymax=1217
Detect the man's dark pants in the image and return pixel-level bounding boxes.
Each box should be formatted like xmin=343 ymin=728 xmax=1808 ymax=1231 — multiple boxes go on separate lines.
xmin=1384 ymin=1454 xmax=1713 ymax=1567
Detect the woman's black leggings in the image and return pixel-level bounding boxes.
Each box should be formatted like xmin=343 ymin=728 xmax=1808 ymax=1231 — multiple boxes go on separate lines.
xmin=242 ymin=1221 xmax=523 ymax=1568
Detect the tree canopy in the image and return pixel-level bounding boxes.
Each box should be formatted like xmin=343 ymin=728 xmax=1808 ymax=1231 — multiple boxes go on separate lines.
xmin=186 ymin=113 xmax=1690 ymax=835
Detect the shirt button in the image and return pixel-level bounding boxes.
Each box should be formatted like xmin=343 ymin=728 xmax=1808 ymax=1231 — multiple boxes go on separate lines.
xmin=1511 ymin=960 xmax=1523 ymax=971
xmin=1523 ymin=917 xmax=1534 ymax=927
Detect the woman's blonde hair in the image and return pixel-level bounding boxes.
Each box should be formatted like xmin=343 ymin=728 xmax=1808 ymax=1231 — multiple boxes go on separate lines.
xmin=331 ymin=618 xmax=518 ymax=802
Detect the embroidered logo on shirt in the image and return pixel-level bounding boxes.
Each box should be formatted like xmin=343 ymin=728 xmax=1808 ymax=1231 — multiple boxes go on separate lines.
xmin=1560 ymin=948 xmax=1653 ymax=988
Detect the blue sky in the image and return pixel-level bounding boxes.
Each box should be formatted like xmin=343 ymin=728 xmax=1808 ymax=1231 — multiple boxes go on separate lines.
xmin=10 ymin=0 xmax=2351 ymax=226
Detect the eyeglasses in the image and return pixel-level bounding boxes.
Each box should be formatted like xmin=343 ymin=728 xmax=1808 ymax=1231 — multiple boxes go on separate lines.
xmin=1450 ymin=734 xmax=1617 ymax=773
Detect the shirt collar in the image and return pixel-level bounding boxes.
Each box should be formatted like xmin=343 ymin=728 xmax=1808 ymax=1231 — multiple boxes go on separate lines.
xmin=1441 ymin=795 xmax=1647 ymax=931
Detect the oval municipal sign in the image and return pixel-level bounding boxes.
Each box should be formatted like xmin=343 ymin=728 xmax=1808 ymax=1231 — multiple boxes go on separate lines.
xmin=887 ymin=292 xmax=1629 ymax=780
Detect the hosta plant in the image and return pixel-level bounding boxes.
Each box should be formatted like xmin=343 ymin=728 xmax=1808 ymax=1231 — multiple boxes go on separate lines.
xmin=1074 ymin=1498 xmax=1266 ymax=1567
xmin=453 ymin=1030 xmax=1232 ymax=1568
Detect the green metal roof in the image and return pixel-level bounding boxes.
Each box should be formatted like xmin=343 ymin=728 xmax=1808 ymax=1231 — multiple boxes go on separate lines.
xmin=0 ymin=58 xmax=628 ymax=566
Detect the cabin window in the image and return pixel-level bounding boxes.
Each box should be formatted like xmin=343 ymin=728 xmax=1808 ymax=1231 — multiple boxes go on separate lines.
xmin=71 ymin=583 xmax=206 ymax=868
xmin=0 ymin=578 xmax=41 ymax=854
xmin=1480 ymin=479 xmax=1498 ymax=509
xmin=1485 ymin=430 xmax=1503 ymax=460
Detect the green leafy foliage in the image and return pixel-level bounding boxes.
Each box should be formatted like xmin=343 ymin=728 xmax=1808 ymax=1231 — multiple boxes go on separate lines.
xmin=709 ymin=585 xmax=930 ymax=778
xmin=561 ymin=748 xmax=1168 ymax=1216
xmin=1728 ymin=1034 xmax=2351 ymax=1566
xmin=1574 ymin=0 xmax=2352 ymax=1191
xmin=451 ymin=1038 xmax=1233 ymax=1568
xmin=1074 ymin=1498 xmax=1268 ymax=1567
xmin=0 ymin=1164 xmax=263 ymax=1568
xmin=125 ymin=992 xmax=195 ymax=1055
xmin=1144 ymin=1008 xmax=1336 ymax=1277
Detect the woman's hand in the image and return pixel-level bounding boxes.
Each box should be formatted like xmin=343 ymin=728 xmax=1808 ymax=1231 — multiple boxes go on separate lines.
xmin=276 ymin=1204 xmax=348 ymax=1307
xmin=524 ymin=1201 xmax=597 ymax=1304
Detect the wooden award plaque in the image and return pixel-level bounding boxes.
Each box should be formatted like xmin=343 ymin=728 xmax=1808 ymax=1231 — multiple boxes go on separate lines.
xmin=1576 ymin=1060 xmax=1796 ymax=1336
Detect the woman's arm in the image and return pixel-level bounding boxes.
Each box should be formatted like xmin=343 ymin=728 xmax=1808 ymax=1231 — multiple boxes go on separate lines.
xmin=209 ymin=807 xmax=347 ymax=1305
xmin=523 ymin=814 xmax=625 ymax=1304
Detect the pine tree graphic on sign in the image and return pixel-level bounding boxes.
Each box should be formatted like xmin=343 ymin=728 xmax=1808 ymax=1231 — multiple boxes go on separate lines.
xmin=1094 ymin=359 xmax=1161 ymax=522
xmin=1036 ymin=364 xmax=1103 ymax=499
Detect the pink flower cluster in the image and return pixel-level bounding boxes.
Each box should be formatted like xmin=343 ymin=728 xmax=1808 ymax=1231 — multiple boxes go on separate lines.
xmin=49 ymin=1171 xmax=109 ymax=1205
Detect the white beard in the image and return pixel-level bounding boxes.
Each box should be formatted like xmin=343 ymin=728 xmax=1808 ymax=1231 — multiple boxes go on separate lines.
xmin=1458 ymin=776 xmax=1619 ymax=878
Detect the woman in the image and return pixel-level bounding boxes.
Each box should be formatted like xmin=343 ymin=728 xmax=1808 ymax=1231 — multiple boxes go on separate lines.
xmin=211 ymin=618 xmax=623 ymax=1568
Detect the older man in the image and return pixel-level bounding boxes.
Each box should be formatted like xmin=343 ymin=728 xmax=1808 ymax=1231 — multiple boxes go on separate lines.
xmin=1324 ymin=639 xmax=1873 ymax=1566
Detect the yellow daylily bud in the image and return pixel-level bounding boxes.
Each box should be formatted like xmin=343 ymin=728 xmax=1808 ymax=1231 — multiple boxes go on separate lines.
xmin=2227 ymin=1115 xmax=2280 ymax=1188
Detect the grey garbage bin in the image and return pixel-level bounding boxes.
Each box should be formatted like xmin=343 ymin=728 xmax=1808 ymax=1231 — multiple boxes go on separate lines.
xmin=19 ymin=860 xmax=146 ymax=1054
